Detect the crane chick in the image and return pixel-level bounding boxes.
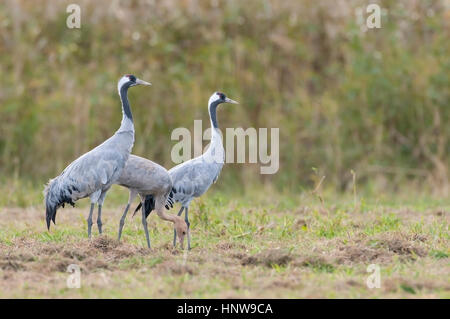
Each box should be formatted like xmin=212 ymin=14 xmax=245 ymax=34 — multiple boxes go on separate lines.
xmin=116 ymin=155 xmax=187 ymax=248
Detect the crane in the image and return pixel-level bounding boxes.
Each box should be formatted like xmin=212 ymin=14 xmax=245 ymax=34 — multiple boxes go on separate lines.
xmin=44 ymin=75 xmax=151 ymax=238
xmin=115 ymin=154 xmax=187 ymax=248
xmin=139 ymin=92 xmax=238 ymax=250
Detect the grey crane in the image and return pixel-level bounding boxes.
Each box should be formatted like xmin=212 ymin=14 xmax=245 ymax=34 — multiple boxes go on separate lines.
xmin=44 ymin=75 xmax=151 ymax=238
xmin=140 ymin=92 xmax=238 ymax=250
xmin=115 ymin=154 xmax=187 ymax=248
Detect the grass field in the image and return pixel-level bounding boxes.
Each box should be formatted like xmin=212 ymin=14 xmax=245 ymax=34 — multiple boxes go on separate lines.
xmin=0 ymin=186 xmax=448 ymax=298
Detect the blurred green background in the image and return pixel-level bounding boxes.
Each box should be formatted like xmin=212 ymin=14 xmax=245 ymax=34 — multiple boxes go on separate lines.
xmin=0 ymin=0 xmax=448 ymax=202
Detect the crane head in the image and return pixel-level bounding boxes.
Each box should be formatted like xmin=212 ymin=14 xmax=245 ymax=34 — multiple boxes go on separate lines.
xmin=174 ymin=217 xmax=188 ymax=249
xmin=209 ymin=92 xmax=239 ymax=106
xmin=118 ymin=74 xmax=151 ymax=94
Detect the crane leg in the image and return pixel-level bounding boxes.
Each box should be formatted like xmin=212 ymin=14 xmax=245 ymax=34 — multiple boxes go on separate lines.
xmin=118 ymin=204 xmax=130 ymax=241
xmin=87 ymin=203 xmax=94 ymax=238
xmin=118 ymin=190 xmax=137 ymax=242
xmin=141 ymin=203 xmax=151 ymax=248
xmin=185 ymin=207 xmax=191 ymax=250
xmin=97 ymin=205 xmax=103 ymax=234
xmin=173 ymin=206 xmax=184 ymax=247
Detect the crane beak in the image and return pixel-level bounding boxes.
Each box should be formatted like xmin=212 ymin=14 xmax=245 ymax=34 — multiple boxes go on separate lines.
xmin=225 ymin=97 xmax=239 ymax=104
xmin=136 ymin=78 xmax=152 ymax=86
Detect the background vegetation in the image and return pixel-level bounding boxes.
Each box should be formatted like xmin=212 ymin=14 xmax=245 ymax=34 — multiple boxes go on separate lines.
xmin=0 ymin=0 xmax=448 ymax=203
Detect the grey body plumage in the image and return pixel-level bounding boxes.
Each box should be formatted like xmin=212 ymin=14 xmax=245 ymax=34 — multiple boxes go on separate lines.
xmin=143 ymin=92 xmax=238 ymax=249
xmin=115 ymin=154 xmax=187 ymax=248
xmin=43 ymin=75 xmax=151 ymax=237
xmin=168 ymin=145 xmax=224 ymax=207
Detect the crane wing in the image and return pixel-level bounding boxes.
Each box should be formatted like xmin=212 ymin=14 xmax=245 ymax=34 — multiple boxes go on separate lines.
xmin=168 ymin=157 xmax=222 ymax=204
xmin=58 ymin=148 xmax=125 ymax=200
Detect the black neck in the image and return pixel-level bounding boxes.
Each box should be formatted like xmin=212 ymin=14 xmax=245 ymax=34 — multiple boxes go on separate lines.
xmin=209 ymin=101 xmax=220 ymax=129
xmin=119 ymin=83 xmax=133 ymax=121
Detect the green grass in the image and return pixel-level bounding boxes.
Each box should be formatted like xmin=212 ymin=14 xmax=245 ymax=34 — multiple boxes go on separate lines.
xmin=0 ymin=189 xmax=448 ymax=298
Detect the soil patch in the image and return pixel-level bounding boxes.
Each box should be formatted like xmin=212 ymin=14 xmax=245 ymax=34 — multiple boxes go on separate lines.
xmin=242 ymin=249 xmax=292 ymax=267
xmin=292 ymin=255 xmax=335 ymax=272
xmin=157 ymin=261 xmax=196 ymax=275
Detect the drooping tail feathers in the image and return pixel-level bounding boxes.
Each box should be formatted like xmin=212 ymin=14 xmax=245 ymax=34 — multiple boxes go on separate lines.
xmin=43 ymin=177 xmax=75 ymax=230
xmin=133 ymin=194 xmax=155 ymax=219
xmin=132 ymin=187 xmax=177 ymax=219
xmin=166 ymin=187 xmax=176 ymax=210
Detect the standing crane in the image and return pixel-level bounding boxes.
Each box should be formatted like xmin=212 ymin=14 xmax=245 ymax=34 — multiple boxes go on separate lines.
xmin=44 ymin=75 xmax=151 ymax=238
xmin=115 ymin=154 xmax=187 ymax=248
xmin=139 ymin=92 xmax=238 ymax=250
